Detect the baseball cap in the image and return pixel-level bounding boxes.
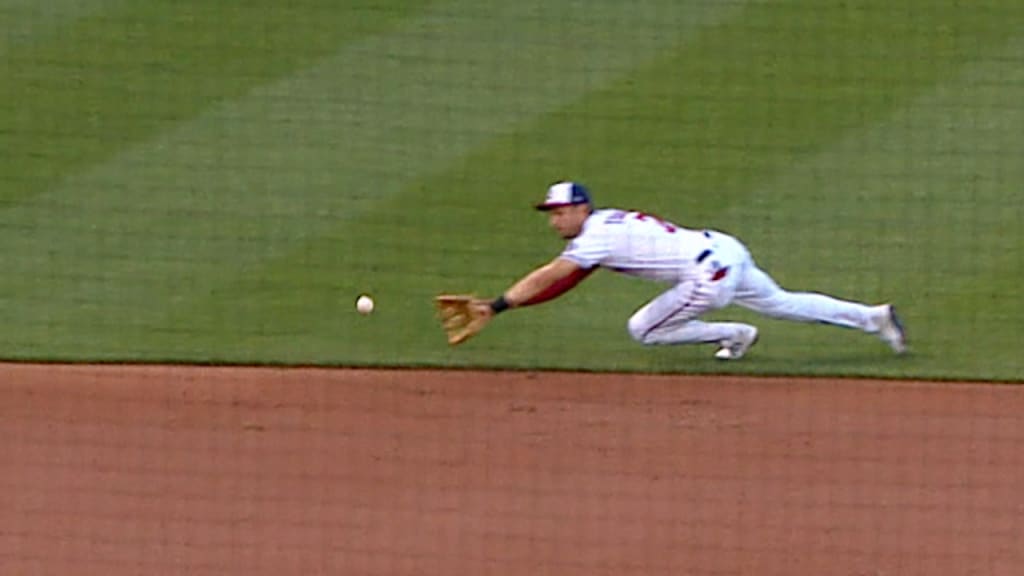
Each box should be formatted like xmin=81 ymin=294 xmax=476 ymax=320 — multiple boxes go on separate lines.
xmin=534 ymin=181 xmax=592 ymax=211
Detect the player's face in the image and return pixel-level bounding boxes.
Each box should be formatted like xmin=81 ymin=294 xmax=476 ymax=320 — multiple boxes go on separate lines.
xmin=548 ymin=205 xmax=589 ymax=239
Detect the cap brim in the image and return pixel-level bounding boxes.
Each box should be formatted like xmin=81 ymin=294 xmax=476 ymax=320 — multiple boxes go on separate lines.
xmin=535 ymin=202 xmax=576 ymax=211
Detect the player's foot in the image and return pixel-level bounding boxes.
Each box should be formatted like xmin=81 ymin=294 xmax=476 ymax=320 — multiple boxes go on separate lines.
xmin=714 ymin=326 xmax=759 ymax=360
xmin=875 ymin=304 xmax=907 ymax=354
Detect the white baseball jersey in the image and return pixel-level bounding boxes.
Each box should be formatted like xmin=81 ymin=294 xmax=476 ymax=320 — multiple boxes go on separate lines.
xmin=559 ymin=208 xmax=713 ymax=284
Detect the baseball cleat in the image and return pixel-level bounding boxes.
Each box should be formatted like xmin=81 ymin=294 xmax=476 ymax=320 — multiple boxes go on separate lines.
xmin=876 ymin=304 xmax=907 ymax=354
xmin=714 ymin=325 xmax=759 ymax=360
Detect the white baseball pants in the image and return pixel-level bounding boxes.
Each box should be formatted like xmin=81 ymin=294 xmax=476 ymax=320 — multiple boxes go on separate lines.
xmin=627 ymin=231 xmax=886 ymax=345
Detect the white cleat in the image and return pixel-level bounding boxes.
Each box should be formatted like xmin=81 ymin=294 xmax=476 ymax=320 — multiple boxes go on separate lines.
xmin=876 ymin=304 xmax=907 ymax=354
xmin=714 ymin=326 xmax=759 ymax=360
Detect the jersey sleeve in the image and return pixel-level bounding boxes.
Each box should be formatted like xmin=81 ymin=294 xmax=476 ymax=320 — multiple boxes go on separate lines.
xmin=559 ymin=224 xmax=611 ymax=269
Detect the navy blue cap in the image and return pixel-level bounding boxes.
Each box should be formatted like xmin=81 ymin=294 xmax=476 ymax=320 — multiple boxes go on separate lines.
xmin=535 ymin=181 xmax=592 ymax=211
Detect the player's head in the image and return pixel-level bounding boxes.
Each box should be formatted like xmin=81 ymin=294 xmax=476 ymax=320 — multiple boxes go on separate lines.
xmin=535 ymin=181 xmax=593 ymax=239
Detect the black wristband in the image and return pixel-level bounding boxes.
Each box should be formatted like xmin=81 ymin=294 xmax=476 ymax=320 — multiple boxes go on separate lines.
xmin=490 ymin=296 xmax=511 ymax=314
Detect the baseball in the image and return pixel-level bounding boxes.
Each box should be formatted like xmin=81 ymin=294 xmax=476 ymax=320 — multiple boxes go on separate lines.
xmin=355 ymin=294 xmax=375 ymax=315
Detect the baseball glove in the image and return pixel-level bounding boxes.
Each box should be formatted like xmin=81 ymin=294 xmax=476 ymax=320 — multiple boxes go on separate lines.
xmin=434 ymin=294 xmax=491 ymax=346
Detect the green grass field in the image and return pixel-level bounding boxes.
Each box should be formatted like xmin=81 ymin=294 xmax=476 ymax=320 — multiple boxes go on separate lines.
xmin=1 ymin=1 xmax=1021 ymax=380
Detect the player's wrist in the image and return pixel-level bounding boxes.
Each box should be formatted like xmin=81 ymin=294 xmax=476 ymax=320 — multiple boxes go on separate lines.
xmin=490 ymin=295 xmax=511 ymax=314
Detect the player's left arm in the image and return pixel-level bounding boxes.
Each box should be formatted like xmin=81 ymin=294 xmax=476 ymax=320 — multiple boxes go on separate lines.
xmin=435 ymin=257 xmax=592 ymax=345
xmin=487 ymin=257 xmax=595 ymax=315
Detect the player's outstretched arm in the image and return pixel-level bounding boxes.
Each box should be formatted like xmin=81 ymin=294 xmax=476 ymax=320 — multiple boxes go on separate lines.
xmin=433 ymin=258 xmax=592 ymax=346
xmin=487 ymin=257 xmax=594 ymax=316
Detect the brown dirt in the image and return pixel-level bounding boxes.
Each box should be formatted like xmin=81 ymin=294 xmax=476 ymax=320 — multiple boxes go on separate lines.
xmin=1 ymin=363 xmax=1022 ymax=575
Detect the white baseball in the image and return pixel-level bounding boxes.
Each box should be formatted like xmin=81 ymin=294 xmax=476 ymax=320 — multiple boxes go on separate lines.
xmin=356 ymin=294 xmax=375 ymax=315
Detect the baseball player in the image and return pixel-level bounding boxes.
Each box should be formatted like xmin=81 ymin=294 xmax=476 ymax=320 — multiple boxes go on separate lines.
xmin=438 ymin=181 xmax=906 ymax=359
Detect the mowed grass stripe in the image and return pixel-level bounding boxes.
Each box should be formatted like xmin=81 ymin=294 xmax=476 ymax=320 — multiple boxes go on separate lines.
xmin=0 ymin=0 xmax=432 ymax=207
xmin=0 ymin=0 xmax=123 ymax=55
xmin=554 ymin=0 xmax=1024 ymax=222
xmin=0 ymin=1 xmax=749 ymax=360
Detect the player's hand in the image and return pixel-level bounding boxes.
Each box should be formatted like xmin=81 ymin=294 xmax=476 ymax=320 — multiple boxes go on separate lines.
xmin=434 ymin=294 xmax=493 ymax=346
xmin=471 ymin=299 xmax=495 ymax=319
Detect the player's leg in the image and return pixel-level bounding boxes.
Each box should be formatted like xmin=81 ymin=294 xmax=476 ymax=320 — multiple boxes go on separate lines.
xmin=731 ymin=257 xmax=906 ymax=352
xmin=732 ymin=262 xmax=874 ymax=327
xmin=626 ymin=276 xmax=758 ymax=359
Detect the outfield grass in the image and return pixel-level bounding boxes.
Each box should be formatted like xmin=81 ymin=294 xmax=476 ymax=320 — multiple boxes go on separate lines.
xmin=1 ymin=1 xmax=1021 ymax=380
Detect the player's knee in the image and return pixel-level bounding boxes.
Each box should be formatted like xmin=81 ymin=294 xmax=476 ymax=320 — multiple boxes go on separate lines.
xmin=627 ymin=314 xmax=652 ymax=344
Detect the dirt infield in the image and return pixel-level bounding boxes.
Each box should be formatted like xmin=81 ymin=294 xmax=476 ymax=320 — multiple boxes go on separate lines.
xmin=1 ymin=364 xmax=1021 ymax=575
